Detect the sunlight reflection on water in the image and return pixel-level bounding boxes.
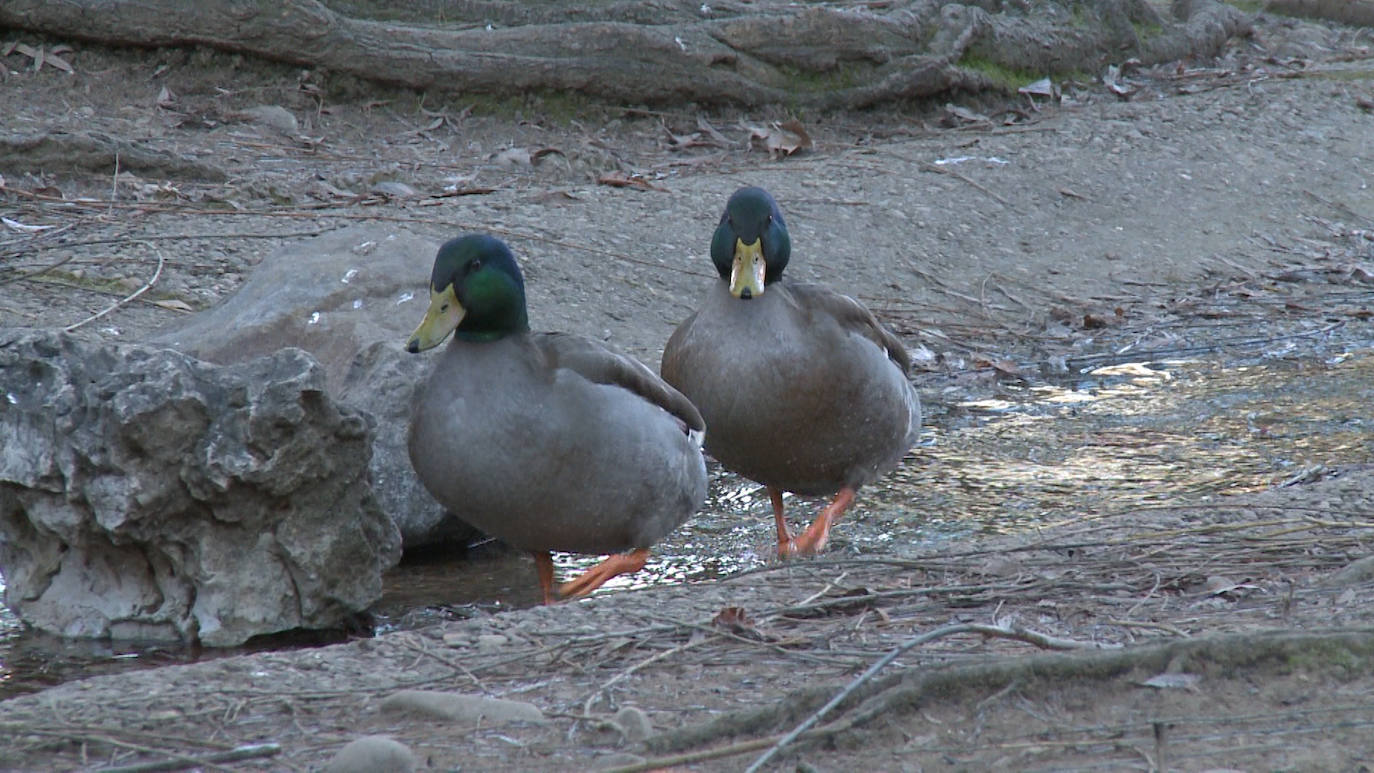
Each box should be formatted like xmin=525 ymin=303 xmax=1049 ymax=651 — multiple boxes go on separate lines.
xmin=4 ymin=346 xmax=1372 ymax=696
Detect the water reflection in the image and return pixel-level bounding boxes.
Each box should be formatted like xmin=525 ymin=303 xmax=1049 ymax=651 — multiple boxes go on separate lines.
xmin=4 ymin=347 xmax=1372 ymax=697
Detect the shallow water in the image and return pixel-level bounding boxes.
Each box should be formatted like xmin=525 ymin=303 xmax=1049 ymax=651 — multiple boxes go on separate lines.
xmin=3 ymin=344 xmax=1372 ymax=697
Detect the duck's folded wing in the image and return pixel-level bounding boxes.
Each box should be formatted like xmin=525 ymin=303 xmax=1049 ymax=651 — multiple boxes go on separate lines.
xmin=533 ymin=333 xmax=706 ymax=432
xmin=787 ymin=282 xmax=912 ymax=373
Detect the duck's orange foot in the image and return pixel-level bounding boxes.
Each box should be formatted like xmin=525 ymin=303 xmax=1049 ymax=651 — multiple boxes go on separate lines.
xmin=788 ymin=518 xmax=831 ymax=555
xmin=777 ymin=536 xmax=799 ymax=559
xmin=771 ymin=487 xmax=800 ymax=559
xmin=558 ymin=548 xmax=651 ymax=599
xmin=788 ymin=486 xmax=857 ymax=555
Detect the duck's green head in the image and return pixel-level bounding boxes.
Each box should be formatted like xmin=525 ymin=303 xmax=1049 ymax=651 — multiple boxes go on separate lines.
xmin=710 ymin=186 xmax=790 ymax=300
xmin=406 ymin=234 xmax=530 ymax=352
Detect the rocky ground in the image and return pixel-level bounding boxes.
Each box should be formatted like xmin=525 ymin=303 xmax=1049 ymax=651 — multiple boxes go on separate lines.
xmin=2 ymin=7 xmax=1374 ymax=772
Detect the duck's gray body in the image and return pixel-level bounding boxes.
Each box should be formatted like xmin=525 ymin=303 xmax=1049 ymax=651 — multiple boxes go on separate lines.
xmin=662 ymin=279 xmax=920 ymax=497
xmin=410 ymin=332 xmax=707 ymax=554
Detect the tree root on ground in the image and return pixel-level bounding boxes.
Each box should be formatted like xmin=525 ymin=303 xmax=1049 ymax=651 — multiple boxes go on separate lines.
xmin=1266 ymin=0 xmax=1374 ymax=27
xmin=642 ymin=628 xmax=1374 ymax=764
xmin=0 ymin=132 xmax=226 ymax=181
xmin=0 ymin=0 xmax=1252 ymax=109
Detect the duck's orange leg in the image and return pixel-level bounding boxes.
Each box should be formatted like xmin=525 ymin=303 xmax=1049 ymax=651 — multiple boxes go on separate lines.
xmin=559 ymin=548 xmax=650 ymax=599
xmin=533 ymin=551 xmax=557 ymax=605
xmin=770 ymin=487 xmax=796 ymax=558
xmin=789 ymin=486 xmax=857 ymax=555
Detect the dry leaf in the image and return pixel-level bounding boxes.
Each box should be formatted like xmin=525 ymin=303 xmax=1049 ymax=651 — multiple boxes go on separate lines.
xmin=1203 ymin=575 xmax=1258 ymax=596
xmin=664 ymin=118 xmax=729 ymax=150
xmin=530 ymin=190 xmax=580 ymax=205
xmin=529 ymin=147 xmax=564 ymax=164
xmin=745 ymin=119 xmax=812 ymax=159
xmin=370 ymin=181 xmax=417 ymax=198
xmin=1138 ymin=672 xmax=1201 ymax=690
xmin=1103 ymin=65 xmax=1138 ymax=99
xmin=942 ymin=103 xmax=990 ymax=126
xmin=973 ymin=356 xmax=1023 ymax=378
xmin=597 ymin=171 xmax=668 ymax=192
xmin=492 ymin=147 xmax=532 ymax=167
xmin=1348 ymin=265 xmax=1374 ymax=285
xmin=712 ymin=606 xmax=753 ymax=632
xmin=152 ymin=299 xmax=194 ymax=312
xmin=44 ymin=50 xmax=73 ymax=73
xmin=695 ymin=115 xmax=732 ymax=147
xmin=1018 ymin=77 xmax=1057 ymax=100
xmin=13 ymin=43 xmax=41 ymax=72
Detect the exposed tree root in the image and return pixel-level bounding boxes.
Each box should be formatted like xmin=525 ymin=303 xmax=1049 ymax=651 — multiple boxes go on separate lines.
xmin=0 ymin=132 xmax=226 ymax=181
xmin=646 ymin=628 xmax=1374 ymax=758
xmin=1266 ymin=0 xmax=1374 ymax=27
xmin=0 ymin=0 xmax=1252 ymax=109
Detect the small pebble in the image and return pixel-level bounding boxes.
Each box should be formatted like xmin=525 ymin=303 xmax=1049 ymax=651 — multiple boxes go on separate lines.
xmin=613 ymin=706 xmax=653 ymax=743
xmin=325 ymin=735 xmax=416 ymax=773
xmin=475 ymin=633 xmax=509 ymax=651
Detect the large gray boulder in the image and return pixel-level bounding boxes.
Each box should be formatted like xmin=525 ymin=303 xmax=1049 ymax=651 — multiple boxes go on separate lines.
xmin=147 ymin=226 xmax=474 ymax=547
xmin=0 ymin=330 xmax=402 ymax=646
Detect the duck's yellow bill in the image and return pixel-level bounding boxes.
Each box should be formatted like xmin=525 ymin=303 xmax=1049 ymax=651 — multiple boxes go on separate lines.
xmin=729 ymin=238 xmax=767 ymax=299
xmin=406 ymin=284 xmax=465 ymax=352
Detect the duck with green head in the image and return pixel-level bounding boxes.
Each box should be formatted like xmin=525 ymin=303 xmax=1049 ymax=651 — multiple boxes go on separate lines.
xmin=406 ymin=234 xmax=707 ymax=603
xmin=662 ymin=186 xmax=921 ymax=557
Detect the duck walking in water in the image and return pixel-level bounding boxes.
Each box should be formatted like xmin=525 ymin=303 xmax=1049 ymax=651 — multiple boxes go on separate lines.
xmin=406 ymin=234 xmax=707 ymax=603
xmin=661 ymin=187 xmax=921 ymax=557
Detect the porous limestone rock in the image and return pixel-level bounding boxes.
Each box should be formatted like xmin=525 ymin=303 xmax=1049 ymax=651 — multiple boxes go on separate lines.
xmin=148 ymin=226 xmax=476 ymax=547
xmin=0 ymin=330 xmax=402 ymax=646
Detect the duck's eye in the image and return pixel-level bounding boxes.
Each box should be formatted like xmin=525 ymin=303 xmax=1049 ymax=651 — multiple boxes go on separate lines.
xmin=468 ymin=259 xmax=482 ymax=273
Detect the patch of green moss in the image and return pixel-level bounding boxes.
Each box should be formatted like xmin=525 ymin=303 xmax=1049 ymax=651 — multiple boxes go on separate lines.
xmin=434 ymin=89 xmax=617 ymax=125
xmin=1282 ymin=640 xmax=1374 ymax=681
xmin=1132 ymin=18 xmax=1164 ymax=40
xmin=773 ymin=61 xmax=873 ymax=95
xmin=1068 ymin=2 xmax=1096 ymax=30
xmin=955 ymin=54 xmax=1046 ymax=90
xmin=1226 ymin=0 xmax=1266 ymax=13
xmin=35 ymin=271 xmax=136 ymax=296
xmin=1303 ymin=68 xmax=1374 ymax=82
xmin=31 ymin=271 xmax=196 ymax=308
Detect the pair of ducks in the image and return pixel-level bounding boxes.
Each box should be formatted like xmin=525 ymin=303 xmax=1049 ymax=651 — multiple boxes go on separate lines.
xmin=406 ymin=187 xmax=922 ymax=604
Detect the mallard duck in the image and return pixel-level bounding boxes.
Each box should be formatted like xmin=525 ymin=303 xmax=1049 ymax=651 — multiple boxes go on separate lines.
xmin=406 ymin=234 xmax=707 ymax=603
xmin=661 ymin=186 xmax=921 ymax=557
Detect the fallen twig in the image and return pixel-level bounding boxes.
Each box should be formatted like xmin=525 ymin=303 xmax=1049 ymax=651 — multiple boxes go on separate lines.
xmin=744 ymin=621 xmax=1114 ymax=771
xmin=95 ymin=742 xmax=281 ymax=773
xmin=62 ymin=245 xmax=164 ymax=332
xmin=744 ymin=623 xmax=975 ymax=772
